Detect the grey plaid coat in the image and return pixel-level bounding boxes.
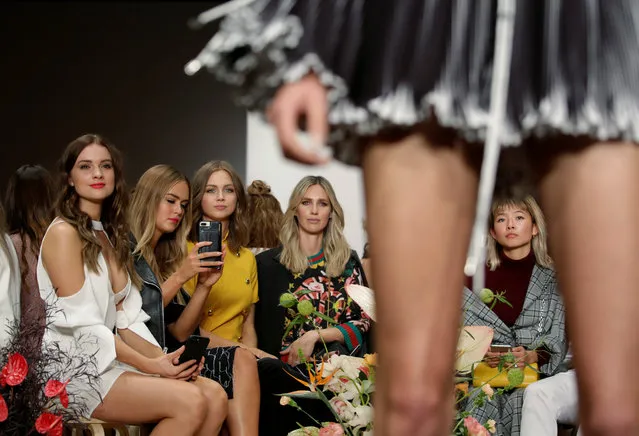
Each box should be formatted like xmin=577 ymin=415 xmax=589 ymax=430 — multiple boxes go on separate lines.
xmin=461 ymin=265 xmax=568 ymax=436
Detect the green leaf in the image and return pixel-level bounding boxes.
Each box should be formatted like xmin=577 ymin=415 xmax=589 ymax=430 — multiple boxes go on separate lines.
xmin=276 ymin=391 xmax=321 ymax=400
xmin=312 ymin=310 xmax=338 ymax=325
xmin=282 ymin=317 xmax=305 ymax=339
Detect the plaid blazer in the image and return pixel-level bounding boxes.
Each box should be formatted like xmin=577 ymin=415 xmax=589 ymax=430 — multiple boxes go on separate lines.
xmin=462 ymin=265 xmax=567 ymax=375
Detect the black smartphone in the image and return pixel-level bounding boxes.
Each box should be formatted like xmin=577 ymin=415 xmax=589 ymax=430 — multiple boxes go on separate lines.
xmin=178 ymin=335 xmax=209 ymax=365
xmin=198 ymin=220 xmax=222 ymax=268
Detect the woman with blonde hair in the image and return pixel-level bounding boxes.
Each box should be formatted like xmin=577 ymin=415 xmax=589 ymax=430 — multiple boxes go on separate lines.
xmin=184 ymin=161 xmax=273 ymax=360
xmin=461 ymin=195 xmax=567 ymax=435
xmin=254 ymin=175 xmax=370 ymax=434
xmin=38 ymin=135 xmax=227 ymax=435
xmin=246 ymin=180 xmax=284 ymax=255
xmin=131 ymin=164 xmax=260 ymax=436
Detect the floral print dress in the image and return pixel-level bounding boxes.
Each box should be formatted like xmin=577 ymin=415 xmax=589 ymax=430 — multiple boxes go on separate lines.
xmin=280 ymin=249 xmax=371 ymax=356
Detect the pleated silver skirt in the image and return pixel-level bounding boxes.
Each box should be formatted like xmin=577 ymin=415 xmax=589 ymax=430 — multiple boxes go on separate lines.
xmin=189 ymin=0 xmax=639 ymax=165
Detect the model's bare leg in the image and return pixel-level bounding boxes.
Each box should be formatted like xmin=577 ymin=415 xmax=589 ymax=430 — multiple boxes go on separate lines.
xmin=226 ymin=348 xmax=260 ymax=436
xmin=93 ymin=372 xmax=211 ymax=435
xmin=193 ymin=376 xmax=228 ymax=436
xmin=362 ymin=125 xmax=479 ymax=436
xmin=534 ymin=139 xmax=639 ymax=435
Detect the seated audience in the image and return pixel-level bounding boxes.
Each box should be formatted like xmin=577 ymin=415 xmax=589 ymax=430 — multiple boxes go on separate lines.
xmin=130 ymin=164 xmax=260 ymax=436
xmin=4 ymin=164 xmax=54 ymax=345
xmin=255 ymin=175 xmax=371 ymax=434
xmin=246 ymin=179 xmax=284 ymax=255
xmin=462 ymin=195 xmax=567 ymax=436
xmin=38 ymin=134 xmax=227 ymax=433
xmin=0 ymin=202 xmax=20 ymax=349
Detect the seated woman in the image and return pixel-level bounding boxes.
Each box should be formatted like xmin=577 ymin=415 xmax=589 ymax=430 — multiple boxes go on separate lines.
xmin=255 ymin=175 xmax=371 ymax=434
xmin=183 ymin=161 xmax=272 ymax=361
xmin=246 ymin=179 xmax=284 ymax=255
xmin=130 ymin=164 xmax=260 ymax=436
xmin=4 ymin=164 xmax=55 ymax=347
xmin=39 ymin=135 xmax=227 ymax=434
xmin=0 ymin=202 xmax=20 ymax=350
xmin=462 ymin=195 xmax=567 ymax=436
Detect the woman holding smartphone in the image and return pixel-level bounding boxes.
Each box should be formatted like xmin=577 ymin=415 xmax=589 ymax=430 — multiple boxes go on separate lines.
xmin=130 ymin=164 xmax=260 ymax=436
xmin=39 ymin=135 xmax=227 ymax=435
xmin=184 ymin=161 xmax=272 ymax=361
xmin=461 ymin=195 xmax=567 ymax=435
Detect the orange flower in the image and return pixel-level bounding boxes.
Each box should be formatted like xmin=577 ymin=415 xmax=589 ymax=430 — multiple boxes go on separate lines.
xmin=286 ymin=358 xmax=337 ymax=392
xmin=455 ymin=382 xmax=469 ymax=395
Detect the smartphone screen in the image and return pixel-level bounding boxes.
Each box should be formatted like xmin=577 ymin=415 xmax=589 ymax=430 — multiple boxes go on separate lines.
xmin=198 ymin=221 xmax=222 ymax=268
xmin=490 ymin=345 xmax=512 ymax=353
xmin=178 ymin=335 xmax=209 ymax=365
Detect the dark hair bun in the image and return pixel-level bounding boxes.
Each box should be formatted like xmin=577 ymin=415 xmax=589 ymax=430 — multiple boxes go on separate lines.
xmin=248 ymin=180 xmax=271 ymax=196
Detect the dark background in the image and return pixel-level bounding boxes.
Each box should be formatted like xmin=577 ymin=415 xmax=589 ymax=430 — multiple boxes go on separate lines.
xmin=0 ymin=2 xmax=246 ymax=192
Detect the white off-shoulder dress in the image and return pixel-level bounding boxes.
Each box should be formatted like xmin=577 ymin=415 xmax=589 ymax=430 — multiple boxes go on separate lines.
xmin=37 ymin=218 xmax=159 ymax=414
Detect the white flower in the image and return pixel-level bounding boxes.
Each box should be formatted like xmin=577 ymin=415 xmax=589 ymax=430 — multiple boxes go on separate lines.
xmin=347 ymin=405 xmax=374 ymax=428
xmin=323 ymin=355 xmax=365 ymax=380
xmin=329 ymin=395 xmax=357 ymax=421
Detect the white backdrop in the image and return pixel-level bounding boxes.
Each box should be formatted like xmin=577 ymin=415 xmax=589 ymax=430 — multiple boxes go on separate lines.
xmin=246 ymin=113 xmax=367 ymax=256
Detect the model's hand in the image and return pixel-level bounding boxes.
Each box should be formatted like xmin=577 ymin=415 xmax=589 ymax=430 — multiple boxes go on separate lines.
xmin=177 ymin=242 xmax=220 ymax=283
xmin=281 ymin=331 xmax=320 ymax=366
xmin=268 ymin=74 xmax=331 ymax=165
xmin=149 ymin=346 xmax=199 ymax=380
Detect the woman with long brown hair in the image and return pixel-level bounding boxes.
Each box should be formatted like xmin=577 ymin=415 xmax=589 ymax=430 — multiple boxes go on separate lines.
xmin=184 ymin=161 xmax=272 ymax=360
xmin=131 ymin=164 xmax=261 ymax=436
xmin=38 ymin=134 xmax=227 ymax=434
xmin=246 ymin=179 xmax=284 ymax=255
xmin=4 ymin=164 xmax=54 ymax=338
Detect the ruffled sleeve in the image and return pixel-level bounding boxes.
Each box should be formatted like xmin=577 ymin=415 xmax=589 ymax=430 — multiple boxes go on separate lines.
xmin=188 ymin=0 xmax=362 ymax=113
xmin=41 ymin=285 xmax=117 ymax=375
xmin=117 ymin=281 xmax=160 ymax=348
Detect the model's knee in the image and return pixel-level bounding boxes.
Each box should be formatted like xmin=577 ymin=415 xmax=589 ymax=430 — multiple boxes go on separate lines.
xmin=174 ymin=383 xmax=208 ymax=427
xmin=199 ymin=377 xmax=229 ymax=418
xmin=235 ymin=347 xmax=258 ymax=373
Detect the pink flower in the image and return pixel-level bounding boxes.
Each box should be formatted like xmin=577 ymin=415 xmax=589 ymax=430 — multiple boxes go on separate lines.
xmin=481 ymin=384 xmax=494 ymax=400
xmin=307 ymin=282 xmax=324 ymax=292
xmin=463 ymin=416 xmax=490 ymax=436
xmin=319 ymin=423 xmax=344 ymax=436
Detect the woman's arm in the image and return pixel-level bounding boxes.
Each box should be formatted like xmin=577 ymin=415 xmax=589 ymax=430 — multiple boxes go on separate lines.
xmin=167 ymin=284 xmax=209 ymax=342
xmin=161 ymin=243 xmax=221 ymax=306
xmin=41 ymin=223 xmax=86 ymax=298
xmin=117 ymin=327 xmax=164 ymax=359
xmin=240 ymin=304 xmax=258 ymax=348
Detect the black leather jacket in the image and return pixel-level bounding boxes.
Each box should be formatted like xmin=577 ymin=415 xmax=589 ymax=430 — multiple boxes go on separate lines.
xmin=130 ymin=235 xmax=166 ymax=349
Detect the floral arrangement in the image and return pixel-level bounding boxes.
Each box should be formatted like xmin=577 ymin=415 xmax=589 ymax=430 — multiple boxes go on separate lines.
xmin=279 ymin=285 xmax=525 ymax=436
xmin=280 ymin=353 xmax=376 ymax=436
xmin=0 ymin=305 xmax=101 ymax=435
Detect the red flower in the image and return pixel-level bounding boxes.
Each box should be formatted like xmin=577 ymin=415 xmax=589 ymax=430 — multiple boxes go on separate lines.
xmin=2 ymin=353 xmax=28 ymax=386
xmin=0 ymin=394 xmax=7 ymax=422
xmin=45 ymin=380 xmax=70 ymax=408
xmin=35 ymin=413 xmax=63 ymax=436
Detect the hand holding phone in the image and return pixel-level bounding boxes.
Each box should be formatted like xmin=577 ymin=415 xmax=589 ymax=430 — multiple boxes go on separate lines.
xmin=178 ymin=335 xmax=210 ymax=365
xmin=198 ymin=221 xmax=222 ymax=269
